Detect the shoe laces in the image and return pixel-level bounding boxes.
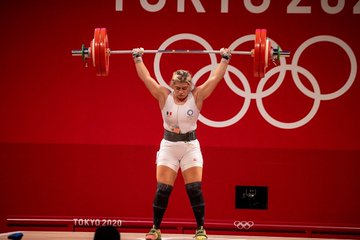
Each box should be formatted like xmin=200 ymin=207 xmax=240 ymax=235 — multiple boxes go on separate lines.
xmin=196 ymin=226 xmax=206 ymax=235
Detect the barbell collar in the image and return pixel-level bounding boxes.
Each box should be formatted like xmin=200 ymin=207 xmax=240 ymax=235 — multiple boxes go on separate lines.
xmin=71 ymin=50 xmax=84 ymax=56
xmin=72 ymin=48 xmax=90 ymax=57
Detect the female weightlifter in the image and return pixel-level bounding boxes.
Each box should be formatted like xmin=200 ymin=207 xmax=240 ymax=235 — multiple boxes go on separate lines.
xmin=132 ymin=47 xmax=231 ymax=240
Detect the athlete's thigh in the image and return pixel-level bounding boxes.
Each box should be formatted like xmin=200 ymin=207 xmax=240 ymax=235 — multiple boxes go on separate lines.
xmin=182 ymin=166 xmax=203 ymax=184
xmin=156 ymin=165 xmax=178 ymax=186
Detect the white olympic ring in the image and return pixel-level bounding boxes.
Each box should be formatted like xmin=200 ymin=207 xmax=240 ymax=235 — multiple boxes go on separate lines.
xmin=256 ymin=65 xmax=321 ymax=129
xmin=233 ymin=220 xmax=254 ymax=230
xmin=153 ymin=33 xmax=357 ymax=129
xmin=291 ymin=35 xmax=357 ymax=101
xmin=154 ymin=33 xmax=218 ymax=91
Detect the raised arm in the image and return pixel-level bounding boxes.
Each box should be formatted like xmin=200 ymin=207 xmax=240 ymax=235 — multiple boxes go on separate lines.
xmin=132 ymin=48 xmax=169 ymax=106
xmin=194 ymin=48 xmax=231 ymax=109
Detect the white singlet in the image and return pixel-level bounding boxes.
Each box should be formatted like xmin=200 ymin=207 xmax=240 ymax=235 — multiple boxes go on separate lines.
xmin=161 ymin=92 xmax=200 ymax=134
xmin=157 ymin=91 xmax=203 ymax=172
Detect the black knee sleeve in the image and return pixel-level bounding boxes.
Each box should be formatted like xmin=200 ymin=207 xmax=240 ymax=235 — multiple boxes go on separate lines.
xmin=153 ymin=182 xmax=173 ymax=209
xmin=185 ymin=181 xmax=205 ymax=207
xmin=186 ymin=181 xmax=205 ymax=227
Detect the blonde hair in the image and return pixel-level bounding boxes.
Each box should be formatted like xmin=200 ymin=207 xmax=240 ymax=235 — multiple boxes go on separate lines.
xmin=170 ymin=70 xmax=192 ymax=86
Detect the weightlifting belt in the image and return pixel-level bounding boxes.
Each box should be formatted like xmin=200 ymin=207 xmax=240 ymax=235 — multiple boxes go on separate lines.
xmin=164 ymin=129 xmax=197 ymax=142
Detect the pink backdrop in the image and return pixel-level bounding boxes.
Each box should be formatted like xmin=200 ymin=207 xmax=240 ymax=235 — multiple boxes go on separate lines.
xmin=1 ymin=0 xmax=359 ymax=234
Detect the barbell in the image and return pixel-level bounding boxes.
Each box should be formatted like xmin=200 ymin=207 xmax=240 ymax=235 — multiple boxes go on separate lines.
xmin=71 ymin=28 xmax=290 ymax=77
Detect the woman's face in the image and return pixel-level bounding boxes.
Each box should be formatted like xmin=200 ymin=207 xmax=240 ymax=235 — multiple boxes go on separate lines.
xmin=172 ymin=82 xmax=191 ymax=101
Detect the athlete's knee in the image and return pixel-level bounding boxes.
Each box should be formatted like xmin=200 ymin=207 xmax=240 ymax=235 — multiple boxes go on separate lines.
xmin=185 ymin=181 xmax=205 ymax=207
xmin=153 ymin=182 xmax=173 ymax=209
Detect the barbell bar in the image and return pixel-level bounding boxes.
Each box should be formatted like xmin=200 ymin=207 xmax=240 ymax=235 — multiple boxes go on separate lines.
xmin=71 ymin=28 xmax=290 ymax=77
xmin=72 ymin=49 xmax=253 ymax=55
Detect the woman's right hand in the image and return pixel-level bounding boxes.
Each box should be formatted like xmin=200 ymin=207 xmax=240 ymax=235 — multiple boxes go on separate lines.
xmin=132 ymin=47 xmax=144 ymax=59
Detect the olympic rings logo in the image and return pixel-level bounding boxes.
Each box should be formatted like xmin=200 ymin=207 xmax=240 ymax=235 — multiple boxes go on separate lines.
xmin=153 ymin=33 xmax=357 ymax=129
xmin=233 ymin=220 xmax=254 ymax=230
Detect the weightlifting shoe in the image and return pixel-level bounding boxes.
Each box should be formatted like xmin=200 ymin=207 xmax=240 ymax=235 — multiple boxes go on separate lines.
xmin=145 ymin=226 xmax=161 ymax=240
xmin=194 ymin=226 xmax=208 ymax=240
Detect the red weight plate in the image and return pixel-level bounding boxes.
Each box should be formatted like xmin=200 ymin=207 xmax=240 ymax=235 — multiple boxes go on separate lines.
xmin=264 ymin=32 xmax=272 ymax=75
xmin=265 ymin=39 xmax=271 ymax=69
xmin=259 ymin=29 xmax=267 ymax=78
xmin=105 ymin=28 xmax=110 ymax=76
xmin=99 ymin=28 xmax=109 ymax=76
xmin=97 ymin=28 xmax=104 ymax=76
xmin=90 ymin=39 xmax=95 ymax=67
xmin=253 ymin=29 xmax=261 ymax=77
xmin=94 ymin=28 xmax=102 ymax=76
xmin=98 ymin=28 xmax=105 ymax=76
xmin=97 ymin=28 xmax=106 ymax=76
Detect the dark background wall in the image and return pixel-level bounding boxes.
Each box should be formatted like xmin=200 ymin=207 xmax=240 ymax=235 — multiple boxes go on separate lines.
xmin=1 ymin=0 xmax=359 ymax=233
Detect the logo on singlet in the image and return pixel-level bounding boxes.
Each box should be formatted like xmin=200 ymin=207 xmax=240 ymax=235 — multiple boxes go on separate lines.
xmin=166 ymin=111 xmax=172 ymax=116
xmin=187 ymin=109 xmax=194 ymax=117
